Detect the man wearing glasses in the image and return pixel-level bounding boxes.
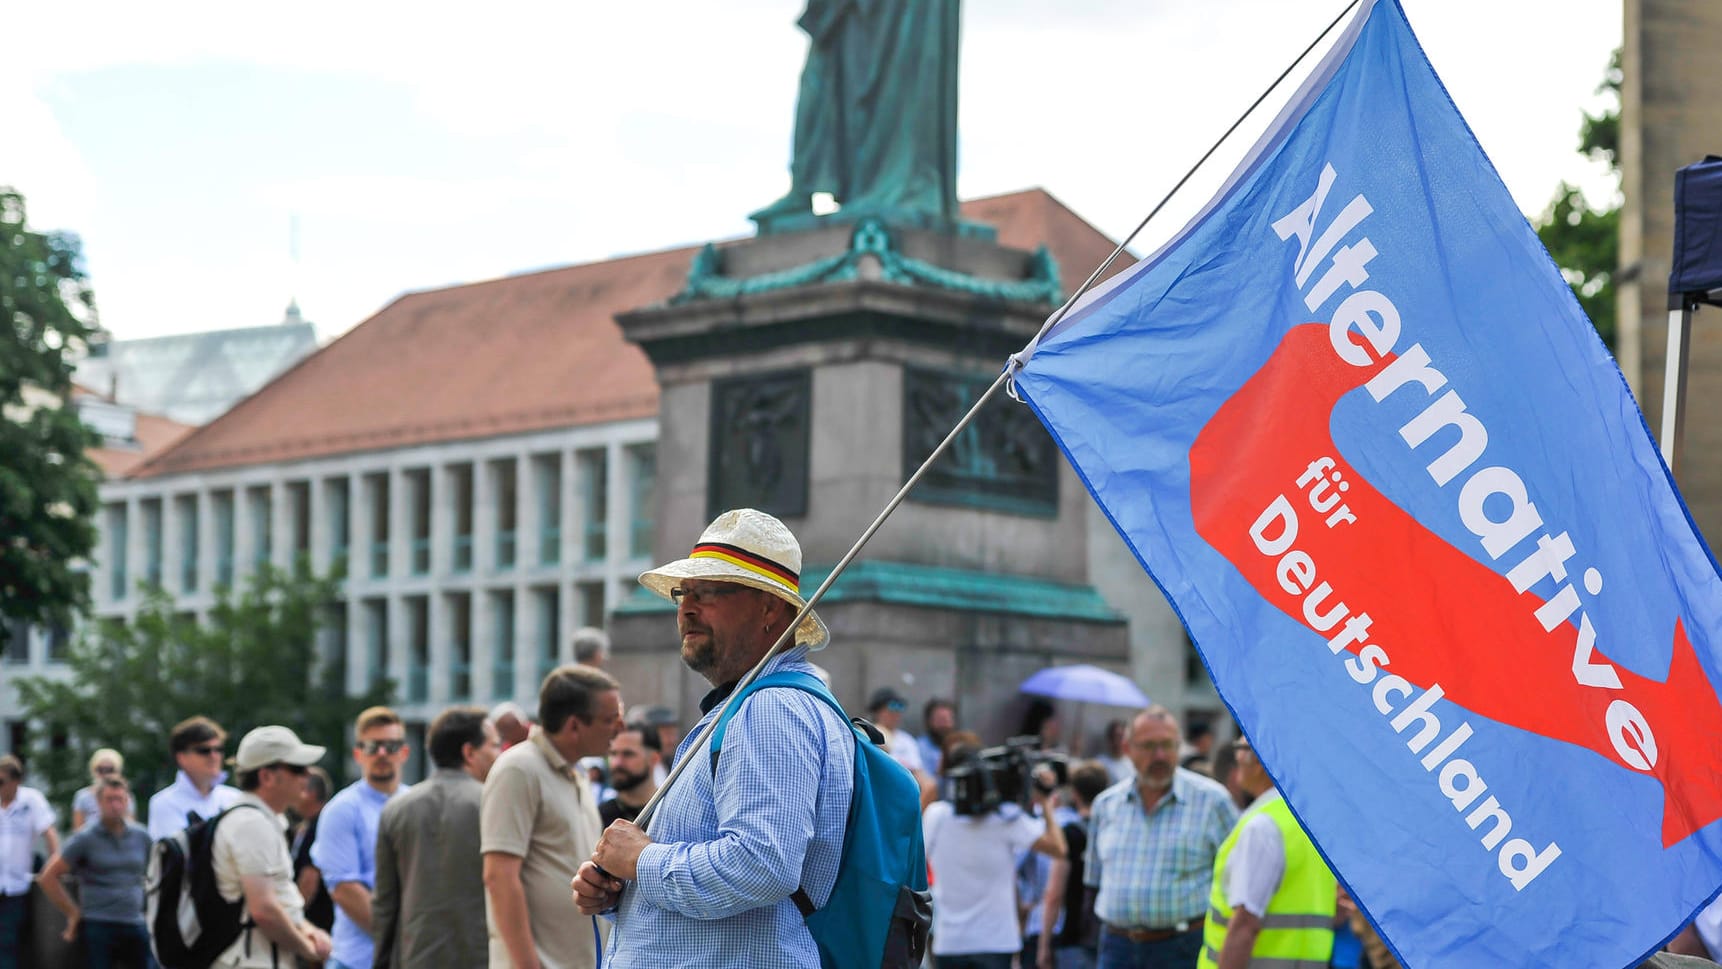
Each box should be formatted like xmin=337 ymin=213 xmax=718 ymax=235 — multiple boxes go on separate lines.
xmin=1084 ymin=706 xmax=1238 ymax=969
xmin=311 ymin=706 xmax=412 ymax=969
xmin=147 ymin=716 xmax=242 ymax=840
xmin=572 ymin=508 xmax=856 ymax=969
xmin=213 ymin=725 xmax=334 ymax=967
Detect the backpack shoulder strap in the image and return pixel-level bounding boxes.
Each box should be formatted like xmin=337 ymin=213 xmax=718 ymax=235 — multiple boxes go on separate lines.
xmin=709 ymin=669 xmax=844 ymax=770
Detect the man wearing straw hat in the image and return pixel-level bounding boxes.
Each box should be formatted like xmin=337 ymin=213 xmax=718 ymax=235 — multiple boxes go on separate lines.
xmin=572 ymin=508 xmax=855 ymax=968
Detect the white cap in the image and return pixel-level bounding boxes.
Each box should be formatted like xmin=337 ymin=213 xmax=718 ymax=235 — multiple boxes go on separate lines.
xmin=232 ymin=725 xmax=326 ymax=771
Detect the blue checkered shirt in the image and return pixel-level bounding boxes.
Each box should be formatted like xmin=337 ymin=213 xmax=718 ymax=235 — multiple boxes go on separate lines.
xmin=1084 ymin=768 xmax=1239 ymax=929
xmin=604 ymin=647 xmax=855 ymax=968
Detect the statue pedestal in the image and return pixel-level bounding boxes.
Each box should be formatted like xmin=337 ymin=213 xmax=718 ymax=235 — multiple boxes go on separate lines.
xmin=610 ymin=221 xmax=1128 ymax=740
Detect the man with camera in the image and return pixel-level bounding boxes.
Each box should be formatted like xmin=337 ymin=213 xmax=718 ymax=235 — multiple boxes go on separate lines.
xmin=924 ymin=740 xmax=1068 ymax=969
xmin=1085 ymin=707 xmax=1238 ymax=969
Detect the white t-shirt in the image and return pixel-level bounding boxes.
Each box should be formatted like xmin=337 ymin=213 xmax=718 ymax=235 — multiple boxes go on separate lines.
xmin=0 ymin=786 xmax=56 ymax=893
xmin=887 ymin=728 xmax=924 ymax=775
xmin=1224 ymin=792 xmax=1288 ymax=917
xmin=923 ymin=801 xmax=1042 ymax=955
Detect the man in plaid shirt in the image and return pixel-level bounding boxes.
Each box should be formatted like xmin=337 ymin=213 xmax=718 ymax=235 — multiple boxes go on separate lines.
xmin=1085 ymin=707 xmax=1239 ymax=968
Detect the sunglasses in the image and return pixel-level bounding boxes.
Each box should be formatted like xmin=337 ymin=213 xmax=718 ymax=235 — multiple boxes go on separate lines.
xmin=93 ymin=765 xmax=118 ymax=775
xmin=357 ymin=739 xmax=407 ymax=756
xmin=669 ymin=585 xmax=748 ymax=606
xmin=188 ymin=744 xmax=224 ymax=757
xmin=267 ymin=763 xmax=310 ymax=775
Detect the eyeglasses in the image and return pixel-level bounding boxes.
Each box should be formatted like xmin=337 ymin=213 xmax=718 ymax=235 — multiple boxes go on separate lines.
xmin=670 ymin=585 xmax=748 ymax=606
xmin=189 ymin=744 xmax=223 ymax=757
xmin=357 ymin=739 xmax=407 ymax=756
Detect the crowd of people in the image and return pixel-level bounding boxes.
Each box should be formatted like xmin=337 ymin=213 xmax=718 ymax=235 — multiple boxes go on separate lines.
xmin=3 ymin=506 xmax=1718 ymax=969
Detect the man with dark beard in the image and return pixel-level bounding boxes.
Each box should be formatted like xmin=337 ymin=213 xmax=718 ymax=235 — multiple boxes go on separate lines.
xmin=598 ymin=725 xmax=661 ymax=828
xmin=1084 ymin=707 xmax=1237 ymax=969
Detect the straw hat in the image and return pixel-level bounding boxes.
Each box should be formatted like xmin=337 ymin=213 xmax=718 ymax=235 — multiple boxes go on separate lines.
xmin=639 ymin=508 xmax=829 ymax=649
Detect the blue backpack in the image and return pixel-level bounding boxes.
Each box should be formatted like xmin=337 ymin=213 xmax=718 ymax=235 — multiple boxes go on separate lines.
xmin=710 ymin=670 xmax=932 ymax=969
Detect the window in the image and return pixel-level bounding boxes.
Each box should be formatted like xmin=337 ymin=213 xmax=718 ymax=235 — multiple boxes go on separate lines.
xmin=326 ymin=478 xmax=350 ymax=566
xmin=491 ymin=591 xmax=515 ymax=700
xmin=176 ymin=495 xmax=199 ymax=593
xmin=368 ymin=474 xmax=390 ymax=578
xmin=214 ymin=491 xmax=235 ymax=588
xmin=289 ymin=482 xmax=311 ymax=561
xmin=536 ymin=587 xmax=560 ymax=684
xmin=578 ymin=449 xmax=608 ymax=562
xmin=143 ymin=500 xmax=163 ymax=587
xmin=535 ymin=455 xmax=561 ymax=567
xmin=408 ymin=470 xmax=431 ymax=576
xmin=493 ymin=460 xmax=517 ymax=572
xmin=450 ymin=465 xmax=474 ymax=574
xmin=448 ymin=594 xmax=472 ymax=701
xmin=323 ymin=603 xmax=349 ymax=691
xmin=578 ymin=581 xmax=606 ymax=629
xmin=366 ymin=599 xmax=389 ymax=692
xmin=248 ymin=487 xmax=272 ymax=571
xmin=45 ymin=624 xmax=70 ymax=664
xmin=628 ymin=445 xmax=656 ymax=559
xmin=406 ymin=596 xmax=429 ymax=703
xmin=2 ymin=622 xmax=28 ymax=666
xmin=107 ymin=504 xmax=129 ymax=600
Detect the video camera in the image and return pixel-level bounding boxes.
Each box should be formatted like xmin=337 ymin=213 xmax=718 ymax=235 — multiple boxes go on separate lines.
xmin=945 ymin=736 xmax=1069 ymax=817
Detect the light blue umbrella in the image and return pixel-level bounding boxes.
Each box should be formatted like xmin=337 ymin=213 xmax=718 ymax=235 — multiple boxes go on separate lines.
xmin=1019 ymin=664 xmax=1149 ymax=708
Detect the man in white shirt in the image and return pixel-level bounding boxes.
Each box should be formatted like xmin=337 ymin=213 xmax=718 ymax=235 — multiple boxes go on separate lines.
xmin=866 ymin=687 xmax=927 ymax=780
xmin=212 ymin=725 xmax=334 ymax=968
xmin=1 ymin=754 xmax=59 ymax=969
xmin=147 ymin=715 xmax=242 ymax=840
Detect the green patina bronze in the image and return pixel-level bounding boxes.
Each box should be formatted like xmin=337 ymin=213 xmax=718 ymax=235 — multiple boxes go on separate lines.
xmin=616 ymin=559 xmax=1123 ymax=624
xmin=751 ymin=0 xmax=962 ymax=234
xmin=677 ymin=218 xmax=1061 ymax=305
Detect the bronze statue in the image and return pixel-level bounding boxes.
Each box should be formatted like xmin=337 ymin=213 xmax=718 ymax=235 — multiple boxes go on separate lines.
xmin=750 ymin=0 xmax=961 ymax=233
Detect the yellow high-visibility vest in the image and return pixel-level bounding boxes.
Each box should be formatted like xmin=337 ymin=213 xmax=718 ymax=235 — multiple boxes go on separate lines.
xmin=1198 ymin=794 xmax=1336 ymax=969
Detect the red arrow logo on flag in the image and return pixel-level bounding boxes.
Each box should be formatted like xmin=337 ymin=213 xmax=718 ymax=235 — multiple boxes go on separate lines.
xmin=1189 ymin=323 xmax=1722 ymax=847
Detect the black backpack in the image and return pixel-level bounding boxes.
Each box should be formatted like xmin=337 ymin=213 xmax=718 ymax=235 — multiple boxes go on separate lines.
xmin=146 ymin=804 xmax=263 ymax=969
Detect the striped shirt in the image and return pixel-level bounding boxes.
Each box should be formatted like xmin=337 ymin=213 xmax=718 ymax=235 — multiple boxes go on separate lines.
xmin=1084 ymin=768 xmax=1239 ymax=929
xmin=604 ymin=647 xmax=855 ymax=969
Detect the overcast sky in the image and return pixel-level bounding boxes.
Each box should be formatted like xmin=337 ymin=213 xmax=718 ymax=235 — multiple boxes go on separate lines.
xmin=1 ymin=1 xmax=1621 ymax=344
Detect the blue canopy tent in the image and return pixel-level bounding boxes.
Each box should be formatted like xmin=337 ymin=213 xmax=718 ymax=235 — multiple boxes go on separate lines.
xmin=1662 ymin=155 xmax=1722 ymax=471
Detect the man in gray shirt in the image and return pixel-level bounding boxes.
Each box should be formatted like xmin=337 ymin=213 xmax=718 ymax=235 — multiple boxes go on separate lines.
xmin=372 ymin=706 xmax=500 ymax=968
xmin=37 ymin=776 xmax=156 ymax=968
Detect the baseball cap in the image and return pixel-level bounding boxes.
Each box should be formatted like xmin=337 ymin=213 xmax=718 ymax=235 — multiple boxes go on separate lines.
xmin=232 ymin=726 xmax=327 ymax=771
xmin=867 ymin=687 xmax=908 ymax=712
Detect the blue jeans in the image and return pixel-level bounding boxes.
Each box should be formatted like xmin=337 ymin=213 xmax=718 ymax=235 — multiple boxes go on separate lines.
xmin=1095 ymin=928 xmax=1203 ymax=969
xmin=0 ymin=894 xmax=27 ymax=969
xmin=1054 ymin=944 xmax=1098 ymax=969
xmin=938 ymin=954 xmax=1013 ymax=969
xmin=82 ymin=919 xmax=156 ymax=969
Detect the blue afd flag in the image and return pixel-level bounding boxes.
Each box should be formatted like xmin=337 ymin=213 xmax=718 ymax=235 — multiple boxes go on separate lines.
xmin=1010 ymin=1 xmax=1722 ymax=965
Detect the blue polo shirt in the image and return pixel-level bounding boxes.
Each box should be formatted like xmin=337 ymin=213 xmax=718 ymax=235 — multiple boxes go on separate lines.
xmin=311 ymin=780 xmax=408 ymax=969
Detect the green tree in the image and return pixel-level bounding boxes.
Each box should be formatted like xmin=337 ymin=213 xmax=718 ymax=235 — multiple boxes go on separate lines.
xmin=14 ymin=561 xmax=391 ymax=813
xmin=1537 ymin=50 xmax=1621 ymax=349
xmin=0 ymin=187 xmax=103 ymax=656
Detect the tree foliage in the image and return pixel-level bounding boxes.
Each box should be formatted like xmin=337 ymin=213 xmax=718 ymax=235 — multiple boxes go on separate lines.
xmin=0 ymin=187 xmax=103 ymax=655
xmin=13 ymin=561 xmax=391 ymax=812
xmin=1536 ymin=50 xmax=1622 ymax=349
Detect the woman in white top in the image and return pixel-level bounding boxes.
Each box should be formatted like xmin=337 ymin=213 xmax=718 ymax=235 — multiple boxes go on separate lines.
xmin=70 ymin=748 xmax=134 ymax=829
